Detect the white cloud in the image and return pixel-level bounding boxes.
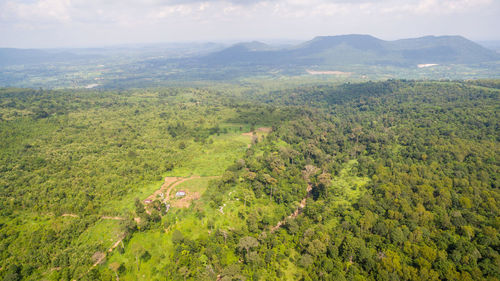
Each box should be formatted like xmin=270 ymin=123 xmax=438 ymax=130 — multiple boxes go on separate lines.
xmin=381 ymin=0 xmax=493 ymax=15
xmin=0 ymin=0 xmax=498 ymax=47
xmin=1 ymin=0 xmax=72 ymax=23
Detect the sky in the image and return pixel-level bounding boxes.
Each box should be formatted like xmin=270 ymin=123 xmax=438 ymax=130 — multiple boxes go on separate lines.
xmin=0 ymin=0 xmax=499 ymax=48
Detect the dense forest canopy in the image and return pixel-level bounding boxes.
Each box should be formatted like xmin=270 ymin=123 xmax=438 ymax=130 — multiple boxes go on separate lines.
xmin=0 ymin=80 xmax=498 ymax=280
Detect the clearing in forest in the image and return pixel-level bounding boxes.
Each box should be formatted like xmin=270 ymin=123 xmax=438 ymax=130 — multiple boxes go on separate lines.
xmin=306 ymin=69 xmax=353 ymax=76
xmin=144 ymin=176 xmax=183 ymax=203
xmin=242 ymin=127 xmax=272 ymax=147
xmin=145 ymin=175 xmax=218 ymax=209
xmin=241 ymin=127 xmax=272 ymax=136
xmin=169 ymin=176 xmax=218 ymax=208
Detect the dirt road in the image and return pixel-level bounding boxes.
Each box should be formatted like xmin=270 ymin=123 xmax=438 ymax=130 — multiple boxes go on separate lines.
xmin=145 ymin=176 xmax=182 ymax=202
xmin=270 ymin=184 xmax=312 ymax=233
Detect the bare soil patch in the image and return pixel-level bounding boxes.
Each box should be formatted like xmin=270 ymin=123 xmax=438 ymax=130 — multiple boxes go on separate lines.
xmin=145 ymin=176 xmax=182 ymax=202
xmin=167 ymin=176 xmax=219 ymax=208
xmin=256 ymin=127 xmax=272 ymax=133
xmin=306 ymin=69 xmax=353 ymax=76
xmin=62 ymin=213 xmax=79 ymax=218
xmin=242 ymin=127 xmax=272 ymax=136
xmin=101 ymin=216 xmax=124 ymax=220
xmin=172 ymin=191 xmax=201 ymax=208
xmin=164 ymin=176 xmax=200 ymax=201
xmin=145 ymin=175 xmax=219 ymax=210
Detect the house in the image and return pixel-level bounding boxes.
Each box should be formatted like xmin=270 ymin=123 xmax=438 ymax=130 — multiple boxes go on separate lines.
xmin=144 ymin=199 xmax=152 ymax=204
xmin=175 ymin=191 xmax=186 ymax=197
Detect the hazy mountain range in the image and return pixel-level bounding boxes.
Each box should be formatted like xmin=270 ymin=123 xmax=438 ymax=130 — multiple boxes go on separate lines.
xmin=1 ymin=34 xmax=499 ymax=68
xmin=1 ymin=34 xmax=499 ymax=88
xmin=194 ymin=34 xmax=499 ymax=67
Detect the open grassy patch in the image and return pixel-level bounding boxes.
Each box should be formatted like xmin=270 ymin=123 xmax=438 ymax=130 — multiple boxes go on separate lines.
xmin=165 ymin=132 xmax=250 ymax=177
xmin=106 ymin=229 xmax=172 ymax=281
xmin=169 ymin=177 xmax=215 ymax=208
xmin=329 ymin=159 xmax=370 ymax=207
xmin=75 ymin=219 xmax=123 ymax=250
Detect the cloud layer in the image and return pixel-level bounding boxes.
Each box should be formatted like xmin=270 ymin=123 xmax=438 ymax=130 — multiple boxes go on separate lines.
xmin=0 ymin=0 xmax=498 ymax=47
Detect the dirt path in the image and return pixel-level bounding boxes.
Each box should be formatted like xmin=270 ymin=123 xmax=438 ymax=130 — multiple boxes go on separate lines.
xmin=144 ymin=175 xmax=221 ymax=212
xmin=62 ymin=213 xmax=79 ymax=218
xmin=101 ymin=216 xmax=124 ymax=220
xmin=78 ymin=234 xmax=125 ymax=279
xmin=145 ymin=176 xmax=182 ymax=202
xmin=91 ymin=236 xmax=124 ymax=268
xmin=164 ymin=176 xmax=199 ymax=201
xmin=270 ymin=184 xmax=312 ymax=233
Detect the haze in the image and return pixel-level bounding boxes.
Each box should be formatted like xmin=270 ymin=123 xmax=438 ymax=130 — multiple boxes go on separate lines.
xmin=1 ymin=0 xmax=499 ymax=48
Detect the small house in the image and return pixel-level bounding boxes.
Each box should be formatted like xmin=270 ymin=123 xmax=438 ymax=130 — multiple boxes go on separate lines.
xmin=144 ymin=199 xmax=152 ymax=204
xmin=175 ymin=191 xmax=186 ymax=197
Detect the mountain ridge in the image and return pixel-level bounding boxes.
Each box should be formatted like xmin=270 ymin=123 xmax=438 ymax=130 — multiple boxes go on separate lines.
xmin=198 ymin=34 xmax=499 ymax=67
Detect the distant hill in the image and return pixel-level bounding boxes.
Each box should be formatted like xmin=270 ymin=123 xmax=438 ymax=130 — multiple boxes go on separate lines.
xmin=2 ymin=35 xmax=497 ymax=68
xmin=477 ymin=40 xmax=500 ymax=53
xmin=0 ymin=42 xmax=225 ymax=67
xmin=200 ymin=41 xmax=276 ymax=65
xmin=196 ymin=34 xmax=500 ymax=67
xmin=389 ymin=35 xmax=499 ymax=64
xmin=0 ymin=48 xmax=91 ymax=66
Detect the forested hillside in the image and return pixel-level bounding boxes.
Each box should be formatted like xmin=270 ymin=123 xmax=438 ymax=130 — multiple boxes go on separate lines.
xmin=0 ymin=80 xmax=498 ymax=280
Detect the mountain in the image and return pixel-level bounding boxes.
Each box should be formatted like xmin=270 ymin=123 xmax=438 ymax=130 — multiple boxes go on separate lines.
xmin=195 ymin=34 xmax=500 ymax=67
xmin=389 ymin=35 xmax=500 ymax=64
xmin=477 ymin=40 xmax=500 ymax=53
xmin=200 ymin=41 xmax=276 ymax=65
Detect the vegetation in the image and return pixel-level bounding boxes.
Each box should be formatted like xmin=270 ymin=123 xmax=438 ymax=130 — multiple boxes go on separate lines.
xmin=0 ymin=79 xmax=498 ymax=280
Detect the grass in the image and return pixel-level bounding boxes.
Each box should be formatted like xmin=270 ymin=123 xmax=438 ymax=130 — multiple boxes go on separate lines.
xmin=329 ymin=159 xmax=370 ymax=207
xmin=75 ymin=219 xmax=123 ymax=250
xmin=107 ymin=229 xmax=173 ymax=281
xmin=101 ymin=178 xmax=166 ymax=214
xmin=165 ymin=132 xmax=250 ymax=177
xmin=171 ymin=177 xmax=212 ymax=197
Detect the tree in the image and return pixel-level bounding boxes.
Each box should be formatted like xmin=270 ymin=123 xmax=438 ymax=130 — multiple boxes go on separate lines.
xmin=238 ymin=236 xmax=259 ymax=256
xmin=109 ymin=262 xmax=122 ymax=280
xmin=390 ymin=227 xmax=405 ymax=245
xmin=178 ymin=266 xmax=189 ymax=281
xmin=172 ymin=230 xmax=185 ymax=245
xmin=134 ymin=198 xmax=145 ymax=215
xmin=307 ymin=239 xmax=327 ymax=256
xmin=131 ymin=244 xmax=146 ymax=271
xmin=240 ymin=189 xmax=254 ymax=207
xmin=3 ymin=264 xmax=21 ymax=281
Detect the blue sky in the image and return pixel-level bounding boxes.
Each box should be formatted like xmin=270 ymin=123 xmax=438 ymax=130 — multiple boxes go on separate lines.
xmin=1 ymin=0 xmax=499 ymax=48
